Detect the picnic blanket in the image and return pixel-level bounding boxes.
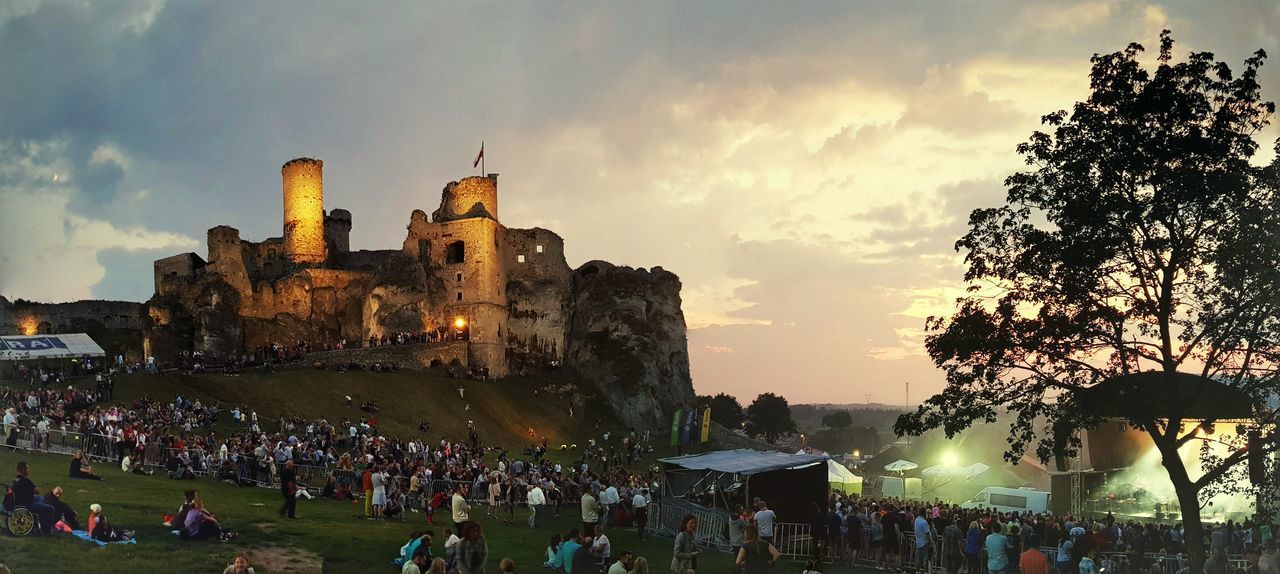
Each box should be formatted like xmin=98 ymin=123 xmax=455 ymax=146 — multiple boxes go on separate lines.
xmin=71 ymin=529 xmax=137 ymax=546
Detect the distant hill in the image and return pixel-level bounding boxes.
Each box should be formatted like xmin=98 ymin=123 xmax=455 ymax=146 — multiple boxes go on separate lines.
xmin=801 ymin=402 xmax=910 ymax=411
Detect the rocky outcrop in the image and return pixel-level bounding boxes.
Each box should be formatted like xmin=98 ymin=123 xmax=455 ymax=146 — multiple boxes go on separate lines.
xmin=564 ymin=261 xmax=694 ymax=430
xmin=362 ymin=252 xmax=446 ymax=337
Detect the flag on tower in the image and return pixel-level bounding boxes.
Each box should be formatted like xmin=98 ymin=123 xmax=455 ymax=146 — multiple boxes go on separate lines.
xmin=473 ymin=142 xmax=485 ymax=168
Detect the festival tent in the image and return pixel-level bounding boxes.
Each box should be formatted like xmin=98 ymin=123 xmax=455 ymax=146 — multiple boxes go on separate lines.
xmin=828 ymin=459 xmax=863 ymax=495
xmin=0 ymin=334 xmax=105 ymax=361
xmin=660 ymin=449 xmax=827 ymax=522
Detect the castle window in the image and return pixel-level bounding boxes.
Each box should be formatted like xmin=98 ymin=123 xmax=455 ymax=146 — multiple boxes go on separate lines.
xmin=446 ymin=241 xmax=465 ymax=264
xmin=456 ymin=273 xmax=462 ymax=282
xmin=418 ymin=239 xmax=431 ymax=264
xmin=268 ymin=248 xmax=277 ymax=259
xmin=517 ymin=254 xmax=526 ymax=263
xmin=536 ymin=244 xmax=544 ymax=254
xmin=457 ymin=291 xmax=463 ymax=301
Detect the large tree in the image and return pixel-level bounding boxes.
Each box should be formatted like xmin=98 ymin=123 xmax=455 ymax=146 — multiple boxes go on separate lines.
xmin=895 ymin=31 xmax=1280 ymax=572
xmin=708 ymin=393 xmax=747 ymax=429
xmin=746 ymin=392 xmax=798 ymax=443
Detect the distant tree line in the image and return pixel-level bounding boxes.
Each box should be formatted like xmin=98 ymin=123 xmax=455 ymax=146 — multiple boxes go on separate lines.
xmin=695 ymin=392 xmax=879 ymax=453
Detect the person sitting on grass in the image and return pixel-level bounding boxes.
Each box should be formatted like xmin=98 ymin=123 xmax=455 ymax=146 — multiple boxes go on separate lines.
xmin=403 ymin=551 xmax=432 ymax=574
xmin=47 ymin=486 xmax=81 ymax=531
xmin=543 ymin=534 xmax=563 ymax=569
xmin=223 ymin=553 xmax=256 ymax=574
xmin=88 ymin=503 xmax=134 ymax=542
xmin=400 ymin=530 xmax=434 ymax=566
xmin=184 ymin=497 xmax=231 ymax=541
xmin=500 ymin=558 xmax=516 ymax=574
xmin=628 ymin=557 xmax=649 ymax=574
xmin=608 ymin=551 xmax=634 ymax=574
xmin=69 ymin=451 xmax=104 ymax=480
xmin=426 ymin=558 xmax=447 ymax=574
xmin=549 ymin=529 xmax=584 ymax=573
xmin=174 ymin=490 xmax=198 ymax=537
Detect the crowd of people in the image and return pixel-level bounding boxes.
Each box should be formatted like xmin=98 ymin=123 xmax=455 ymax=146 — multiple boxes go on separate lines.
xmin=768 ymin=493 xmax=1280 ymax=574
xmin=9 ymin=368 xmax=1279 ymax=574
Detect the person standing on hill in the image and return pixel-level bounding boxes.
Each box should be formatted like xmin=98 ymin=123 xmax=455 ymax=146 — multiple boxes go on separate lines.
xmin=633 ymin=488 xmax=651 ymax=541
xmin=528 ymin=483 xmax=546 ymax=528
xmin=362 ymin=465 xmax=375 ymax=518
xmin=581 ymin=488 xmax=601 ymax=536
xmin=280 ymin=459 xmax=298 ymax=519
xmin=452 ymin=484 xmax=471 ymax=533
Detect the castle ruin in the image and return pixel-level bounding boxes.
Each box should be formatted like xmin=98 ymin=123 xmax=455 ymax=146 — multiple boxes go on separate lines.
xmin=2 ymin=157 xmax=696 ymax=428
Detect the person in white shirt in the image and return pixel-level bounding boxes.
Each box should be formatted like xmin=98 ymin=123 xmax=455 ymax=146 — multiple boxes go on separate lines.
xmin=444 ymin=528 xmax=462 ymax=570
xmin=592 ymin=524 xmax=612 ymax=570
xmin=451 ymin=484 xmax=470 ymax=531
xmin=600 ymin=483 xmax=620 ymax=527
xmin=607 ymin=551 xmax=634 ymax=574
xmin=632 ymin=488 xmax=651 ymax=540
xmin=754 ymin=501 xmax=777 ymax=543
xmin=527 ymin=483 xmax=546 ymax=528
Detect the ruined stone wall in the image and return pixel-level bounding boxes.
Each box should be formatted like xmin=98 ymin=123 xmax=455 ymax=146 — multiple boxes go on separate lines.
xmin=245 ymin=238 xmax=286 ymax=281
xmin=434 ymin=175 xmax=498 ymax=221
xmin=307 ymin=340 xmax=468 ymax=370
xmin=237 ymin=268 xmax=371 ymax=346
xmin=282 ymin=158 xmax=326 ymax=264
xmin=333 ymin=249 xmax=398 ymax=272
xmin=206 ymin=226 xmax=252 ymax=297
xmin=0 ymin=299 xmax=149 ymax=361
xmin=504 ymin=228 xmax=572 ymax=366
xmin=154 ymin=253 xmax=205 ymax=297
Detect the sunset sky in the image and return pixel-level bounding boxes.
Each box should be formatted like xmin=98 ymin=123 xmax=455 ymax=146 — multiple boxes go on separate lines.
xmin=1 ymin=1 xmax=1277 ymax=405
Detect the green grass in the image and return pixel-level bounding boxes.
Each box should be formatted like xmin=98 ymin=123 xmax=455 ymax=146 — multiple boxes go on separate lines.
xmin=0 ymin=369 xmax=863 ymax=573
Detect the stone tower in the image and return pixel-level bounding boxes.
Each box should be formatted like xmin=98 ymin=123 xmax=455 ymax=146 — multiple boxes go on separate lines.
xmin=402 ymin=174 xmax=508 ymax=376
xmin=324 ymin=208 xmax=352 ymax=254
xmin=282 ymin=158 xmax=326 ymax=264
xmin=435 ymin=175 xmax=498 ymax=221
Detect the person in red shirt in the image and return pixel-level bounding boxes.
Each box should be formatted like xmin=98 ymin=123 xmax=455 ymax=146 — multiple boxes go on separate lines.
xmin=1019 ymin=535 xmax=1051 ymax=574
xmin=362 ymin=466 xmax=374 ymax=518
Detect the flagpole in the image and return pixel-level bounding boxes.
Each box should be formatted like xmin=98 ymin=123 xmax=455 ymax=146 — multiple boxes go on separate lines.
xmin=481 ymin=141 xmax=485 ymax=176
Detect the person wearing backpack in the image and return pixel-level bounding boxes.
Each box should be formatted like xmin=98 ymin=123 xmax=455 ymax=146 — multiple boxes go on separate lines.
xmin=736 ymin=524 xmax=780 ymax=574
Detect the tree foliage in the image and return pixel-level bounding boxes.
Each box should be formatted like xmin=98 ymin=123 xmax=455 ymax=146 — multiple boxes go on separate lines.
xmin=707 ymin=393 xmax=746 ymax=428
xmin=894 ymin=31 xmax=1280 ymax=571
xmin=821 ymin=410 xmax=854 ymax=430
xmin=745 ymin=392 xmax=798 ymax=442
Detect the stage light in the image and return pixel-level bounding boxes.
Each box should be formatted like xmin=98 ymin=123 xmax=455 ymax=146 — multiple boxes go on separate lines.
xmin=942 ymin=450 xmax=960 ymax=467
xmin=853 ymin=450 xmax=861 ymax=458
xmin=454 ymin=317 xmax=467 ymax=329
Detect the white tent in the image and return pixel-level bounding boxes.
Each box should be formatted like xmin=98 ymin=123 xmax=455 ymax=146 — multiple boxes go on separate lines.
xmin=884 ymin=459 xmax=919 ymax=472
xmin=827 ymin=460 xmax=863 ymax=495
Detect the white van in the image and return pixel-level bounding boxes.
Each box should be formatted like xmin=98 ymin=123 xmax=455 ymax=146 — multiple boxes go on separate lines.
xmin=959 ymin=487 xmax=1050 ymax=514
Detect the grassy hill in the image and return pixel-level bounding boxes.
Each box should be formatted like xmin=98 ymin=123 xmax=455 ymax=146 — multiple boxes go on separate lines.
xmin=103 ymin=367 xmax=605 ymax=453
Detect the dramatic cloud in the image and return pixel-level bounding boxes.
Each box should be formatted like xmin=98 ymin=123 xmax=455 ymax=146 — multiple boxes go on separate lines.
xmin=0 ymin=139 xmax=198 ymax=301
xmin=1 ymin=1 xmax=1277 ymax=404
